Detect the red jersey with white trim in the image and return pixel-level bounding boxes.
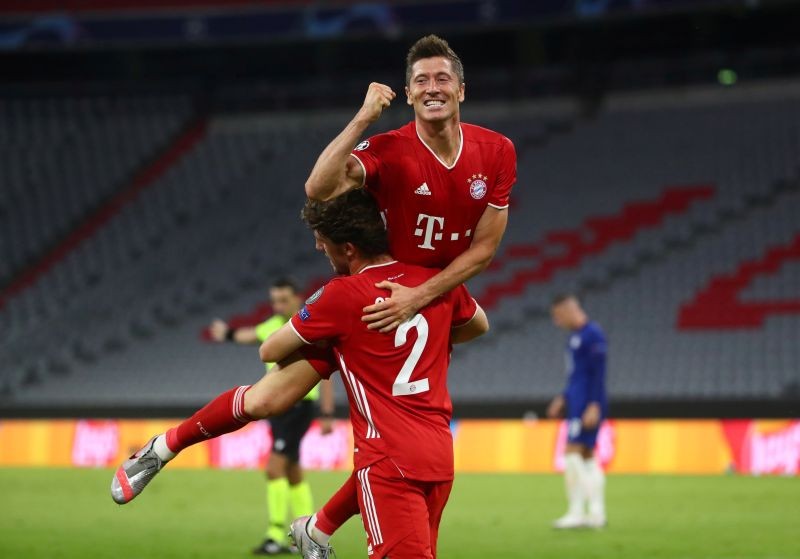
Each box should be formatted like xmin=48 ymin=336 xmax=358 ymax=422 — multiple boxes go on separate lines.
xmin=291 ymin=260 xmax=478 ymax=481
xmin=351 ymin=121 xmax=517 ymax=268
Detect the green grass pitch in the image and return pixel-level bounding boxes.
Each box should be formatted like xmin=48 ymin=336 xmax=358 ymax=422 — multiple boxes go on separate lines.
xmin=1 ymin=467 xmax=797 ymax=558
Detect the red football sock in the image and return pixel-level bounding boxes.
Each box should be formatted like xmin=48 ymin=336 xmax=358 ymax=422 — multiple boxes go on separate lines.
xmin=165 ymin=385 xmax=252 ymax=453
xmin=316 ymin=473 xmax=360 ymax=534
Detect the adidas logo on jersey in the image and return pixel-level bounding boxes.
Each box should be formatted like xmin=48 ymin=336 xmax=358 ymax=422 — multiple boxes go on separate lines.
xmin=414 ymin=182 xmax=432 ymax=196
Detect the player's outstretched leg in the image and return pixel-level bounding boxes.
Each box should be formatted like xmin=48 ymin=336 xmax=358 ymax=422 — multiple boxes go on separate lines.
xmin=111 ymin=384 xmax=253 ymax=504
xmin=289 ymin=516 xmax=335 ymax=559
xmin=111 ymin=435 xmax=165 ymax=504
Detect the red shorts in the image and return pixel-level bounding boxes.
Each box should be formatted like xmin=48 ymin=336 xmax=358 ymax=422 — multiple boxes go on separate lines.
xmin=355 ymin=458 xmax=453 ymax=559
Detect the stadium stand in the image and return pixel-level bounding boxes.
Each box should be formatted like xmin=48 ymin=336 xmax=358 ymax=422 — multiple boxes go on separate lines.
xmin=1 ymin=80 xmax=798 ymax=415
xmin=678 ymin=233 xmax=800 ymax=329
xmin=0 ymin=94 xmax=194 ymax=289
xmin=455 ymin=84 xmax=800 ymax=407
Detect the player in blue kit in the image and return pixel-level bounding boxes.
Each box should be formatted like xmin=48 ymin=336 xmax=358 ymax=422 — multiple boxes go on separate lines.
xmin=546 ymin=293 xmax=608 ymax=529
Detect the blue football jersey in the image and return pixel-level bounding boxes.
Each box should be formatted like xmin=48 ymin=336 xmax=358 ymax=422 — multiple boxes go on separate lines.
xmin=563 ymin=321 xmax=608 ymax=418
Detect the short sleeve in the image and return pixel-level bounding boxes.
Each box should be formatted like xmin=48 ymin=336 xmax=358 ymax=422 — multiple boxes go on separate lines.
xmin=450 ymin=284 xmax=478 ymax=327
xmin=298 ymin=344 xmax=339 ymax=380
xmin=350 ymin=133 xmax=393 ymax=193
xmin=290 ymin=281 xmax=350 ymax=345
xmin=488 ymin=136 xmax=517 ymax=210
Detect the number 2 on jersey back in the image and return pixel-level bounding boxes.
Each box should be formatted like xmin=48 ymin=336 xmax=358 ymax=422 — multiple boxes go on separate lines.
xmin=392 ymin=314 xmax=430 ymax=396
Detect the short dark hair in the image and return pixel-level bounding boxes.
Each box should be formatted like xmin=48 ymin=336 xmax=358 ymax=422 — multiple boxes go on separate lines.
xmin=271 ymin=277 xmax=299 ymax=293
xmin=301 ymin=189 xmax=389 ymax=258
xmin=551 ymin=293 xmax=579 ymax=307
xmin=405 ymin=34 xmax=464 ymax=85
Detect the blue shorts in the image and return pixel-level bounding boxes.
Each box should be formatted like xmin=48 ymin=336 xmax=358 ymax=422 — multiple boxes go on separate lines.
xmin=566 ymin=417 xmax=602 ymax=448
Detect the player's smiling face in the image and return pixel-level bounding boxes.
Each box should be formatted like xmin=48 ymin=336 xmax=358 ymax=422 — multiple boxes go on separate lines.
xmin=313 ymin=231 xmax=350 ymax=275
xmin=406 ymin=56 xmax=464 ymax=123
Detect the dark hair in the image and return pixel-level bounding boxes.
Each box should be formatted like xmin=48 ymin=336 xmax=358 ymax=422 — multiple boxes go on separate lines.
xmin=271 ymin=277 xmax=299 ymax=293
xmin=551 ymin=293 xmax=579 ymax=307
xmin=301 ymin=189 xmax=389 ymax=258
xmin=405 ymin=34 xmax=464 ymax=85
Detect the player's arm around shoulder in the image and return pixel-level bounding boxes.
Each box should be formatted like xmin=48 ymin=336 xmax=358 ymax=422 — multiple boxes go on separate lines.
xmin=442 ymin=199 xmax=511 ymax=286
xmin=428 ymin=203 xmax=509 ymax=294
xmin=364 ymin=206 xmax=508 ymax=333
xmin=472 ymin=204 xmax=509 ymax=264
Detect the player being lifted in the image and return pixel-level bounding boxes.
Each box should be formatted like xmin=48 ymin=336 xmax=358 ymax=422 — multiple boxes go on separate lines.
xmin=546 ymin=294 xmax=608 ymax=529
xmin=271 ymin=191 xmax=489 ymax=558
xmin=291 ymin=33 xmax=517 ymax=557
xmin=110 ymin=190 xmax=490 ymax=559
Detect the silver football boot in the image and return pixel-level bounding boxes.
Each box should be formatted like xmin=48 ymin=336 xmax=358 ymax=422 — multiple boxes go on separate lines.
xmin=289 ymin=516 xmax=336 ymax=559
xmin=110 ymin=435 xmax=165 ymax=504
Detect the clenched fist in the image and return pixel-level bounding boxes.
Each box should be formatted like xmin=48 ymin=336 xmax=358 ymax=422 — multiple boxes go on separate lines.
xmin=358 ymin=82 xmax=396 ymax=123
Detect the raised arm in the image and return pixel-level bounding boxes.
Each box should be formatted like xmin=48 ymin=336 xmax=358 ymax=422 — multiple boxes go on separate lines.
xmin=364 ymin=205 xmax=508 ymax=331
xmin=305 ymin=82 xmax=395 ymax=201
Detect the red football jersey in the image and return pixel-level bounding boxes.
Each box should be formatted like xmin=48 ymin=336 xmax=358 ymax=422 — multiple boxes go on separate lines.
xmin=351 ymin=121 xmax=517 ymax=268
xmin=291 ymin=261 xmax=478 ymax=481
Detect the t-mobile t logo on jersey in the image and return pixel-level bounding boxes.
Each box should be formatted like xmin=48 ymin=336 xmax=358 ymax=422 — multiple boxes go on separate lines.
xmin=414 ymin=213 xmax=473 ymax=250
xmin=415 ymin=213 xmax=445 ymax=250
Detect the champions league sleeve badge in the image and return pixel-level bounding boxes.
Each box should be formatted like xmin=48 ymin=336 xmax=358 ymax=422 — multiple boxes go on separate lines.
xmin=305 ymin=286 xmax=324 ymax=305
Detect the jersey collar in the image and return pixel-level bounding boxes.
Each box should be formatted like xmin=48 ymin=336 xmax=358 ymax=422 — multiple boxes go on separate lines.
xmin=415 ymin=124 xmax=463 ymax=170
xmin=357 ymin=260 xmax=398 ymax=274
